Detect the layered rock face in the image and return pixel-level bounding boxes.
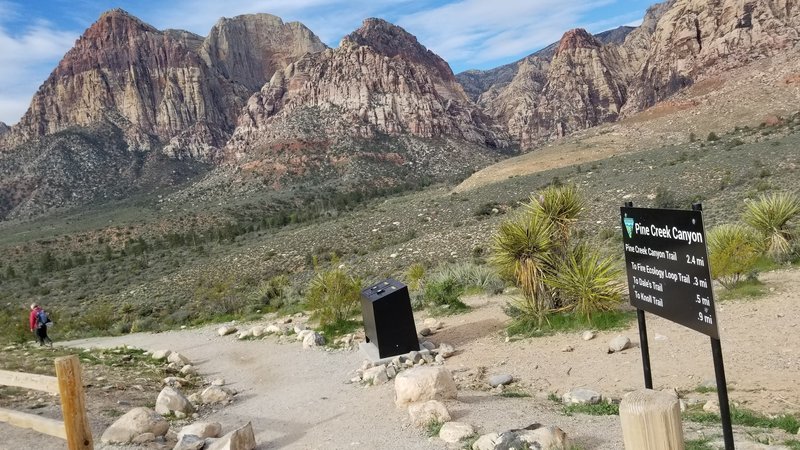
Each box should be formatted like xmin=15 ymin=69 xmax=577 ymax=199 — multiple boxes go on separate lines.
xmin=4 ymin=9 xmax=325 ymax=160
xmin=227 ymin=18 xmax=509 ymax=155
xmin=483 ymin=29 xmax=627 ymax=147
xmin=200 ymin=14 xmax=327 ymax=91
xmin=476 ymin=0 xmax=800 ymax=149
xmin=624 ymin=0 xmax=800 ymax=112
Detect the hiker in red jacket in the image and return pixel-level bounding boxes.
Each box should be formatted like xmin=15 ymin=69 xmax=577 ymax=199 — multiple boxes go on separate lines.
xmin=29 ymin=303 xmax=52 ymax=347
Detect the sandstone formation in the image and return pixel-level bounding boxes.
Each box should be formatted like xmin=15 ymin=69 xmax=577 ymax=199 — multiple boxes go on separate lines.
xmin=2 ymin=9 xmax=325 ymax=160
xmin=228 ymin=18 xmax=508 ymax=150
xmin=476 ymin=0 xmax=800 ymax=149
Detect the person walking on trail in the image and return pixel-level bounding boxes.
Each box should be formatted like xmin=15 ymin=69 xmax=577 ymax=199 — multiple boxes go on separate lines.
xmin=29 ymin=303 xmax=52 ymax=347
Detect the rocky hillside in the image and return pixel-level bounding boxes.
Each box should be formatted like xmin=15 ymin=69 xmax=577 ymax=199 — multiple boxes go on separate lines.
xmin=0 ymin=122 xmax=8 ymax=135
xmin=471 ymin=0 xmax=800 ymax=148
xmin=456 ymin=26 xmax=635 ymax=102
xmin=1 ymin=9 xmax=325 ymax=160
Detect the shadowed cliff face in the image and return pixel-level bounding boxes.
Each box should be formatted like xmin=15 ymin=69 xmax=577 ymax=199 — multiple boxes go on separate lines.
xmin=3 ymin=9 xmax=326 ymax=161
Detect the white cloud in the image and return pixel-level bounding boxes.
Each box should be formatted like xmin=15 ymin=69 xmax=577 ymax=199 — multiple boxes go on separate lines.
xmin=396 ymin=0 xmax=617 ymax=70
xmin=0 ymin=12 xmax=78 ymax=124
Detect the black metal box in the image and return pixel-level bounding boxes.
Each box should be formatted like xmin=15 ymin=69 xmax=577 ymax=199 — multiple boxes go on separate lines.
xmin=361 ymin=278 xmax=419 ymax=358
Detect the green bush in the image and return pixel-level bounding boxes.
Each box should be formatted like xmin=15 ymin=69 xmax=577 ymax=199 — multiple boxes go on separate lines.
xmin=306 ymin=265 xmax=362 ymax=326
xmin=743 ymin=192 xmax=800 ymax=258
xmin=545 ymin=245 xmax=624 ymax=321
xmin=707 ymin=224 xmax=762 ymax=289
xmin=430 ymin=262 xmax=504 ymax=295
xmin=423 ymin=277 xmax=467 ymax=311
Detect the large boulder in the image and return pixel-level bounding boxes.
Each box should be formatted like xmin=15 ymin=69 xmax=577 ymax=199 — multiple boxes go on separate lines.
xmin=408 ymin=400 xmax=451 ymax=427
xmin=362 ymin=365 xmax=389 ymax=385
xmin=174 ymin=434 xmax=206 ymax=450
xmin=168 ymin=352 xmax=190 ymax=365
xmin=100 ymin=407 xmax=169 ymax=444
xmin=394 ymin=366 xmax=457 ymax=407
xmin=155 ymin=386 xmax=194 ymax=415
xmin=302 ymin=331 xmax=325 ymax=348
xmin=206 ymin=422 xmax=256 ymax=450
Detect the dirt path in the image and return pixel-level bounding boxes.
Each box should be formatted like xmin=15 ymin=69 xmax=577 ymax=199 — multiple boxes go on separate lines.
xmin=4 ymin=269 xmax=798 ymax=449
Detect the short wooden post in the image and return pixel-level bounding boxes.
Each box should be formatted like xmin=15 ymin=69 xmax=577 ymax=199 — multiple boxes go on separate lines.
xmin=620 ymin=389 xmax=684 ymax=450
xmin=55 ymin=355 xmax=94 ymax=450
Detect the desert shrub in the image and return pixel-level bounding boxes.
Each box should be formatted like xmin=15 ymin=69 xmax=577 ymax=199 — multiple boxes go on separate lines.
xmin=654 ymin=187 xmax=680 ymax=209
xmin=492 ymin=210 xmax=555 ymax=321
xmin=306 ymin=265 xmax=362 ymax=326
xmin=250 ymin=275 xmax=290 ymax=308
xmin=493 ymin=185 xmax=621 ymax=327
xmin=82 ymin=303 xmax=115 ymax=333
xmin=545 ymin=245 xmax=624 ymax=321
xmin=708 ymin=224 xmax=762 ymax=289
xmin=405 ymin=263 xmax=426 ymax=292
xmin=422 ymin=276 xmax=467 ymax=311
xmin=0 ymin=305 xmax=32 ymax=344
xmin=430 ymin=262 xmax=504 ymax=295
xmin=743 ymin=192 xmax=800 ymax=258
xmin=707 ymin=132 xmax=720 ymax=141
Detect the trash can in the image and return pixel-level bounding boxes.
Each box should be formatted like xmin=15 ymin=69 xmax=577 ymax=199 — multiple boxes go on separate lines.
xmin=361 ymin=278 xmax=420 ymax=359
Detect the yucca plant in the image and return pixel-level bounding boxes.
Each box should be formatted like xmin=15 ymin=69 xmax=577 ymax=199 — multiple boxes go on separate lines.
xmin=306 ymin=265 xmax=362 ymax=326
xmin=405 ymin=263 xmax=426 ymax=292
xmin=526 ymin=184 xmax=585 ymax=245
xmin=491 ymin=211 xmax=555 ymax=321
xmin=707 ymin=223 xmax=763 ymax=288
xmin=743 ymin=192 xmax=800 ymax=257
xmin=545 ymin=245 xmax=624 ymax=322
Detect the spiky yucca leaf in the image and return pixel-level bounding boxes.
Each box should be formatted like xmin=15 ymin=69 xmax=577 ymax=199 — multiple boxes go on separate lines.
xmin=491 ymin=212 xmax=555 ymax=319
xmin=743 ymin=192 xmax=800 ymax=257
xmin=708 ymin=224 xmax=762 ymax=289
xmin=526 ymin=184 xmax=585 ymax=243
xmin=545 ymin=245 xmax=624 ymax=322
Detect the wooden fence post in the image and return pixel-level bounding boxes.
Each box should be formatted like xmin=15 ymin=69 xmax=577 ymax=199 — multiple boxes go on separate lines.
xmin=620 ymin=389 xmax=684 ymax=450
xmin=55 ymin=355 xmax=94 ymax=450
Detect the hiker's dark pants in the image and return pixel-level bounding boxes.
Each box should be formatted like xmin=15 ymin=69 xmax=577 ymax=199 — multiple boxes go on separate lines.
xmin=35 ymin=326 xmax=51 ymax=345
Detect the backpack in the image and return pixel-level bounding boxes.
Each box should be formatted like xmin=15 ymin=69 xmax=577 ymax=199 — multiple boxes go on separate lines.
xmin=37 ymin=309 xmax=50 ymax=327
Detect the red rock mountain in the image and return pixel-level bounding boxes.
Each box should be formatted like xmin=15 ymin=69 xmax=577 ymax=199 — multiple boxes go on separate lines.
xmin=3 ymin=9 xmax=325 ymax=160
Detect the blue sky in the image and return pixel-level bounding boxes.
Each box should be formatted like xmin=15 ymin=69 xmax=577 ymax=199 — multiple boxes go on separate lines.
xmin=0 ymin=0 xmax=655 ymax=125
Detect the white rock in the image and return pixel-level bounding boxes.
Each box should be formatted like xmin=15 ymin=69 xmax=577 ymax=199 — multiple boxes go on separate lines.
xmin=151 ymin=350 xmax=172 ymax=361
xmin=517 ymin=426 xmax=570 ymax=449
xmin=201 ymin=386 xmax=232 ymax=404
xmin=363 ymin=365 xmax=390 ymax=385
xmin=437 ymin=343 xmax=455 ymax=358
xmin=488 ymin=374 xmax=513 ymax=388
xmin=581 ymin=331 xmax=596 ymax=341
xmin=132 ymin=432 xmax=155 ymax=444
xmin=211 ymin=378 xmax=225 ymax=386
xmin=296 ymin=329 xmax=313 ymax=342
xmin=237 ymin=329 xmax=252 ymax=340
xmin=177 ymin=422 xmax=222 ymax=441
xmin=562 ymin=388 xmax=602 ymax=405
xmin=472 ymin=432 xmax=502 ymax=450
xmin=173 ymin=434 xmax=205 ymax=450
xmin=302 ymin=332 xmax=325 ymax=348
xmin=265 ymin=324 xmax=281 ymax=334
xmin=408 ymin=400 xmax=451 ymax=427
xmin=217 ymin=326 xmax=237 ymax=336
xmin=101 ymin=407 xmax=169 ymax=444
xmin=168 ymin=352 xmax=190 ymax=365
xmin=703 ymin=399 xmax=720 ymax=413
xmin=439 ymin=422 xmax=474 ymax=443
xmin=293 ymin=323 xmax=307 ymax=334
xmin=180 ymin=365 xmax=197 ymax=376
xmin=424 ymin=318 xmax=443 ymax=329
xmin=608 ymin=335 xmax=631 ymax=353
xmin=206 ymin=422 xmax=256 ymax=450
xmin=394 ymin=366 xmax=458 ymax=407
xmin=163 ymin=377 xmax=188 ymax=387
xmin=250 ymin=326 xmax=266 ymax=337
xmin=155 ymin=386 xmax=194 ymax=415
